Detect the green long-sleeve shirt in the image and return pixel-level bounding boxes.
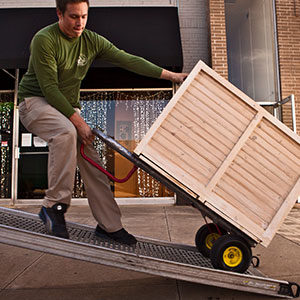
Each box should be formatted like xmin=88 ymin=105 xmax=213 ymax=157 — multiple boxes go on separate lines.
xmin=18 ymin=22 xmax=163 ymax=118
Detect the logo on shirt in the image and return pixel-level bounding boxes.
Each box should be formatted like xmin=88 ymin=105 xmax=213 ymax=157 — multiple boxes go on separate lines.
xmin=77 ymin=54 xmax=87 ymax=67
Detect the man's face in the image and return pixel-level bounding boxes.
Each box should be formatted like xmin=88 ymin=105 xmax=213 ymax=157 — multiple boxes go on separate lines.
xmin=57 ymin=2 xmax=88 ymax=38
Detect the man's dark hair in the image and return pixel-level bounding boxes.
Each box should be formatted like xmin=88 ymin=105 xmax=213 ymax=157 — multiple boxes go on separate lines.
xmin=56 ymin=0 xmax=89 ymax=14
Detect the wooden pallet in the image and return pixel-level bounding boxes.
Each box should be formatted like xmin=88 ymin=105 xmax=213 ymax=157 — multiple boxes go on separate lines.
xmin=134 ymin=60 xmax=300 ymax=247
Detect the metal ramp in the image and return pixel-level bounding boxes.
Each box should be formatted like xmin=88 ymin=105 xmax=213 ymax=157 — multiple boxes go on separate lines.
xmin=0 ymin=207 xmax=298 ymax=298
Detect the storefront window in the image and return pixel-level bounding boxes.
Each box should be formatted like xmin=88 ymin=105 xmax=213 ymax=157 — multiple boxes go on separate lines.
xmin=225 ymin=0 xmax=279 ymax=103
xmin=17 ymin=90 xmax=174 ymax=200
xmin=75 ymin=90 xmax=174 ymax=199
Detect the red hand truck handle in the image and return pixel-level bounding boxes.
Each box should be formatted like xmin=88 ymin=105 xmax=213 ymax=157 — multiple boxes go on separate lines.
xmin=80 ymin=143 xmax=138 ymax=183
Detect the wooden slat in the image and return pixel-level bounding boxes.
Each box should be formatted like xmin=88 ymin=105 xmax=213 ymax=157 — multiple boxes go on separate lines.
xmin=233 ymin=154 xmax=289 ymax=199
xmin=225 ymin=165 xmax=282 ymax=210
xmin=162 ymin=118 xmax=222 ymax=168
xmin=192 ymin=76 xmax=252 ymax=127
xmin=245 ymin=138 xmax=297 ymax=183
xmin=155 ymin=127 xmax=215 ymax=178
xmin=216 ymin=172 xmax=276 ymax=222
xmin=242 ymin=143 xmax=292 ymax=186
xmin=206 ymin=112 xmax=263 ymax=191
xmin=188 ymin=83 xmax=248 ymax=131
xmin=258 ymin=104 xmax=300 ymax=145
xmin=182 ymin=91 xmax=242 ymax=140
xmin=196 ymin=60 xmax=299 ymax=144
xmin=204 ymin=199 xmax=264 ymax=243
xmin=213 ymin=183 xmax=269 ymax=228
xmin=196 ymin=62 xmax=267 ymax=116
xmin=259 ymin=119 xmax=300 ymax=159
xmin=261 ymin=176 xmax=300 ymax=247
xmin=255 ymin=125 xmax=300 ymax=170
xmin=195 ymin=72 xmax=256 ymax=121
xmin=249 ymin=132 xmax=299 ymax=179
xmin=165 ymin=114 xmax=226 ymax=163
xmin=145 ymin=136 xmax=210 ymax=187
xmin=170 ymin=106 xmax=232 ymax=155
xmin=137 ymin=154 xmax=199 ymax=199
xmin=178 ymin=96 xmax=238 ymax=147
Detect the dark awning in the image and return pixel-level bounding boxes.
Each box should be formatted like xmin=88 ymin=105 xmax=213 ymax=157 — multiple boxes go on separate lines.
xmin=0 ymin=7 xmax=183 ymax=71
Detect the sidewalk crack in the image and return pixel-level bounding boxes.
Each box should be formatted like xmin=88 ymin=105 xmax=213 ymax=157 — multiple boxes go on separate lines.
xmin=0 ymin=252 xmax=45 ymax=292
xmin=164 ymin=206 xmax=172 ymax=242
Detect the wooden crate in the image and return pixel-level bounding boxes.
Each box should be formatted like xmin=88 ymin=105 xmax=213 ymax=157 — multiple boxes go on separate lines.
xmin=134 ymin=60 xmax=300 ymax=247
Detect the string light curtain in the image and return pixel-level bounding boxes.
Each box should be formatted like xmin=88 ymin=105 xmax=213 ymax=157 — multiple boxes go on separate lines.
xmin=73 ymin=90 xmax=172 ymax=198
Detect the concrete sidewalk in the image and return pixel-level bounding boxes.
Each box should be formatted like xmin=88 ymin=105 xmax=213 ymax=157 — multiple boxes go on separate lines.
xmin=0 ymin=204 xmax=299 ymax=300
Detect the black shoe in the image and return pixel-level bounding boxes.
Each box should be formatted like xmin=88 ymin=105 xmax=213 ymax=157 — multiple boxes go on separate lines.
xmin=39 ymin=203 xmax=69 ymax=239
xmin=95 ymin=225 xmax=137 ymax=246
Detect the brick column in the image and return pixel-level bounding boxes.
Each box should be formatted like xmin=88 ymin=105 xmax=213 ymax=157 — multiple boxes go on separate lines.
xmin=275 ymin=0 xmax=300 ymax=134
xmin=208 ymin=0 xmax=228 ymax=79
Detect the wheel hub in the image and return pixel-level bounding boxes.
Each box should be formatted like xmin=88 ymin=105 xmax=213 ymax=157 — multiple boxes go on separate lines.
xmin=223 ymin=246 xmax=243 ymax=267
xmin=205 ymin=233 xmax=221 ymax=249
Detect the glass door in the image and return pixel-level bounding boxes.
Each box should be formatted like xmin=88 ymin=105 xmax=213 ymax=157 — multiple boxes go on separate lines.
xmin=225 ymin=0 xmax=280 ymax=103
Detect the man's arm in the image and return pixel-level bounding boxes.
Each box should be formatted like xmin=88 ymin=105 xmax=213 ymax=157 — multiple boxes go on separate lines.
xmin=160 ymin=69 xmax=188 ymax=84
xmin=69 ymin=112 xmax=94 ymax=145
xmin=98 ymin=36 xmax=189 ymax=83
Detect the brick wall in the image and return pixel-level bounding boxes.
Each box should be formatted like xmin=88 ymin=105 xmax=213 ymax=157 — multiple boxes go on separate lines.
xmin=208 ymin=0 xmax=228 ymax=79
xmin=178 ymin=0 xmax=210 ymax=73
xmin=275 ymin=0 xmax=300 ymax=134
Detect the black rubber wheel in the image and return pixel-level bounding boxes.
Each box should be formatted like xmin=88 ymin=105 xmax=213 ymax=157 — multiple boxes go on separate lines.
xmin=195 ymin=223 xmax=227 ymax=257
xmin=210 ymin=234 xmax=252 ymax=273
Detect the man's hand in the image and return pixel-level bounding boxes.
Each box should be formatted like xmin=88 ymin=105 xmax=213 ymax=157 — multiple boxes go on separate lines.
xmin=69 ymin=112 xmax=95 ymax=145
xmin=160 ymin=69 xmax=188 ymax=84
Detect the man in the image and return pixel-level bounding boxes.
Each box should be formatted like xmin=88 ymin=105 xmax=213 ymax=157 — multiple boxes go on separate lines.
xmin=18 ymin=0 xmax=188 ymax=245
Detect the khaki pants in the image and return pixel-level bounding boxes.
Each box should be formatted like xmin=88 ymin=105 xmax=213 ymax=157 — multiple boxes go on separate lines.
xmin=19 ymin=96 xmax=122 ymax=232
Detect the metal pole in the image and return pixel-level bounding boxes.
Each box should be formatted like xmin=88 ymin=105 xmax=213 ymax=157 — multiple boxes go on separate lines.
xmin=291 ymin=94 xmax=297 ymax=133
xmin=11 ymin=69 xmax=19 ymax=206
xmin=272 ymin=0 xmax=282 ymax=120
